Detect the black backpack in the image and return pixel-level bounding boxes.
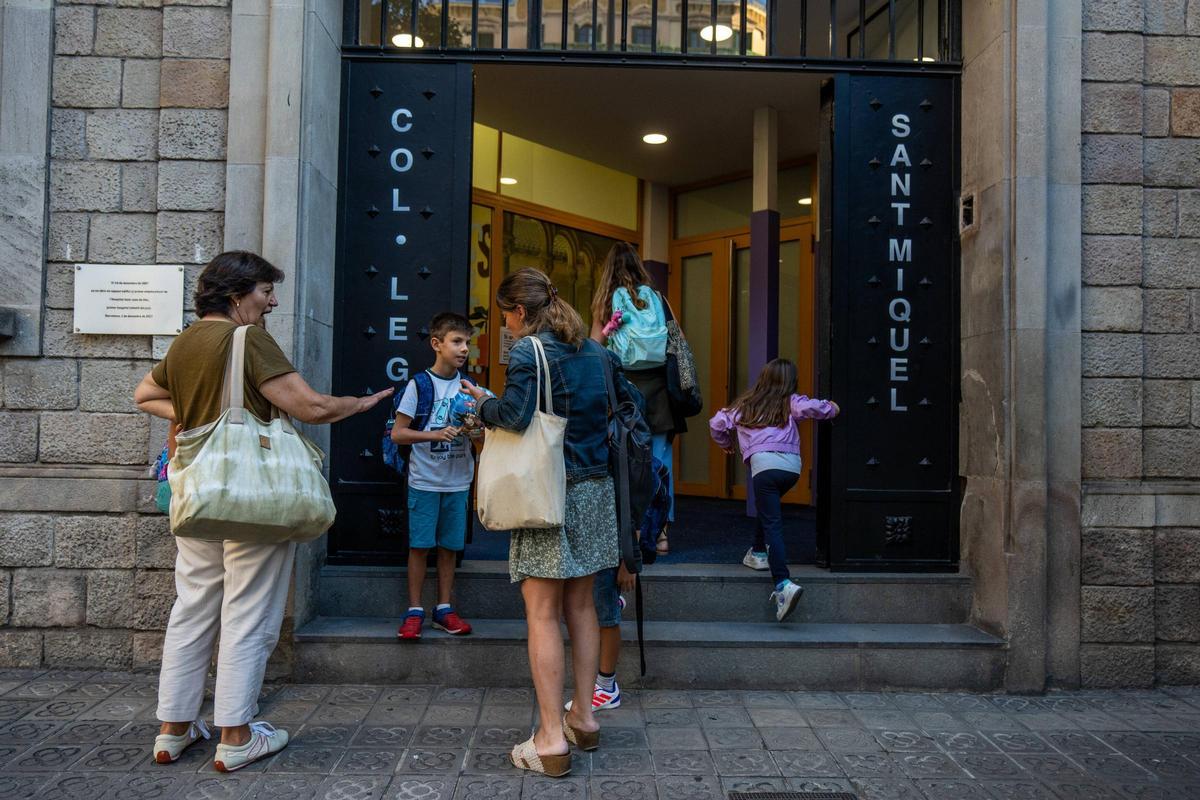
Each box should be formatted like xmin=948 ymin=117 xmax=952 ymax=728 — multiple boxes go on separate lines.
xmin=599 ymin=344 xmax=656 ymax=675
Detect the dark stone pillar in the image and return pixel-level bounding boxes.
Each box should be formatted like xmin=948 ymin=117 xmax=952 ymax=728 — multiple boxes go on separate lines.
xmin=748 ymin=209 xmax=781 ymax=379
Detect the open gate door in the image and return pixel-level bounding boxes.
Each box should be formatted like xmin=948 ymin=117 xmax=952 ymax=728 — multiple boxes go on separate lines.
xmin=821 ymin=73 xmax=961 ymax=572
xmin=329 ymin=61 xmax=474 ymax=561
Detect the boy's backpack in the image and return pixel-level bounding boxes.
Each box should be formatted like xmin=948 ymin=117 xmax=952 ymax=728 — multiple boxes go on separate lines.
xmin=607 ymin=286 xmax=668 ymax=370
xmin=381 ymin=370 xmax=474 ymax=476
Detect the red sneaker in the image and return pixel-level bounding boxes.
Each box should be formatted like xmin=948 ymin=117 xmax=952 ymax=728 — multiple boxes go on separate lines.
xmin=432 ymin=608 xmax=472 ymax=635
xmin=397 ymin=611 xmax=424 ymax=641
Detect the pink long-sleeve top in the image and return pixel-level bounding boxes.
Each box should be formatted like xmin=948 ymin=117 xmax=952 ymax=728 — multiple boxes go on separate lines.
xmin=709 ymin=394 xmax=839 ymax=462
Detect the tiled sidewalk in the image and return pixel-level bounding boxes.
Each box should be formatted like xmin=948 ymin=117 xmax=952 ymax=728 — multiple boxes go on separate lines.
xmin=0 ymin=670 xmax=1199 ymax=799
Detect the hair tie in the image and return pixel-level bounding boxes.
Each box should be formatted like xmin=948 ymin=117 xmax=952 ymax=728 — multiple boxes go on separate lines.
xmin=548 ymin=284 xmax=559 ymax=299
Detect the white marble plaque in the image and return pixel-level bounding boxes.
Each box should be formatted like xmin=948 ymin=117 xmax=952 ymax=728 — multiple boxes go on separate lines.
xmin=73 ymin=264 xmax=185 ymax=335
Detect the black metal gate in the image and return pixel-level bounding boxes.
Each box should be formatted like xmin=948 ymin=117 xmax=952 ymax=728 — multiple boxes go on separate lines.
xmin=329 ymin=60 xmax=473 ymax=561
xmin=823 ymin=72 xmax=960 ymax=571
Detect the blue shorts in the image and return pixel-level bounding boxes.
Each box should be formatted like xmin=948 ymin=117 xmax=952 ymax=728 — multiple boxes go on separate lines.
xmin=407 ymin=488 xmax=469 ymax=551
xmin=594 ymin=567 xmax=621 ymax=628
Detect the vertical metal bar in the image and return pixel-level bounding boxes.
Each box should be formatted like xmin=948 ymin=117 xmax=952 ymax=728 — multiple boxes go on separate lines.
xmin=441 ymin=0 xmax=449 ymax=46
xmin=768 ymin=0 xmax=778 ymax=56
xmin=379 ymin=0 xmax=388 ymax=46
xmin=857 ymin=0 xmax=865 ymax=58
xmin=501 ymin=0 xmax=509 ymax=48
xmin=593 ymin=0 xmax=599 ymax=50
xmin=739 ymin=0 xmax=747 ymax=55
xmin=887 ymin=0 xmax=895 ymax=59
xmin=828 ymin=0 xmax=836 ymax=57
xmin=621 ymin=0 xmax=628 ymax=50
xmin=472 ymin=0 xmax=480 ymax=47
xmin=650 ymin=0 xmax=657 ymax=52
xmin=710 ymin=0 xmax=717 ymax=54
xmin=531 ymin=0 xmax=541 ymax=48
xmin=680 ymin=0 xmax=688 ymax=53
xmin=410 ymin=0 xmax=417 ymax=38
xmin=799 ymin=0 xmax=806 ymax=56
xmin=917 ymin=0 xmax=925 ymax=60
xmin=938 ymin=0 xmax=946 ymax=60
xmin=561 ymin=0 xmax=569 ymax=49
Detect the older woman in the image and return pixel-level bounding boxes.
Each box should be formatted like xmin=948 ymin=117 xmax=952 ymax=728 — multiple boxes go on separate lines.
xmin=461 ymin=268 xmax=641 ymax=777
xmin=134 ymin=251 xmax=391 ymax=772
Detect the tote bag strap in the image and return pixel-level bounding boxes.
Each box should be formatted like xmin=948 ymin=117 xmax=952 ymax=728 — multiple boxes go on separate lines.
xmin=526 ymin=335 xmax=553 ymax=414
xmin=220 ymin=325 xmax=251 ymax=424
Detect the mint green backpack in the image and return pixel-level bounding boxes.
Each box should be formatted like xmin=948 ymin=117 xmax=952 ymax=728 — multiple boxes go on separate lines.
xmin=607 ymin=286 xmax=668 ymax=370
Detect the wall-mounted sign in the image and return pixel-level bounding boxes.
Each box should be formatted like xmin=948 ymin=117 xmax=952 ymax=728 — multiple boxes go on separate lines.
xmin=827 ymin=74 xmax=960 ymax=571
xmin=72 ymin=264 xmax=184 ymax=335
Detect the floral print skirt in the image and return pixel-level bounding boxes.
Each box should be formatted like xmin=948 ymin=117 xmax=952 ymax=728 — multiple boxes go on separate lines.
xmin=508 ymin=476 xmax=619 ymax=582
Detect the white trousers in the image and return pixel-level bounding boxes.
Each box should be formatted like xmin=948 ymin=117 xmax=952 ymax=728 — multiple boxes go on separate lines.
xmin=156 ymin=537 xmax=295 ymax=728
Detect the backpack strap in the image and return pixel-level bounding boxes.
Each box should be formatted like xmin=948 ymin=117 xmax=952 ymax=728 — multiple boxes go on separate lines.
xmin=410 ymin=370 xmax=436 ymax=432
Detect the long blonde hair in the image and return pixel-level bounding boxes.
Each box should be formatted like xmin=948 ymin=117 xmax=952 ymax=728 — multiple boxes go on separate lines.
xmin=729 ymin=359 xmax=798 ymax=429
xmin=497 ymin=268 xmax=586 ymax=347
xmin=590 ymin=242 xmax=654 ymax=325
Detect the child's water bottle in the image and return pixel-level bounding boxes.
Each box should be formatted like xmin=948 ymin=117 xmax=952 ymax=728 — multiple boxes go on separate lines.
xmin=450 ymin=386 xmax=494 ymax=432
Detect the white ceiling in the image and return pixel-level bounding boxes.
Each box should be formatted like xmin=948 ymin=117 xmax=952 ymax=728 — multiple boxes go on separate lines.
xmin=473 ymin=64 xmax=825 ymax=186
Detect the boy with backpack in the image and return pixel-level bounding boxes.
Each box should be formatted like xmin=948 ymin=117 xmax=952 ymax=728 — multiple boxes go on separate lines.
xmin=388 ymin=312 xmax=479 ymax=640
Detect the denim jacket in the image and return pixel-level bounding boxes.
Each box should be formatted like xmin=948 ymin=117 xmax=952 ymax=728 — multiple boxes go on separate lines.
xmin=478 ymin=331 xmax=643 ymax=481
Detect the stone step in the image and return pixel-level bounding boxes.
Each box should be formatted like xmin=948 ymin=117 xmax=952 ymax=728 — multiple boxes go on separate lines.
xmin=293 ymin=616 xmax=1006 ymax=691
xmin=317 ymin=561 xmax=973 ymax=624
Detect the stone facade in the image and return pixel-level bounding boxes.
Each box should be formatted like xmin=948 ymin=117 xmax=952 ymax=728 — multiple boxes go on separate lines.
xmin=0 ymin=0 xmax=1196 ymax=690
xmin=1079 ymin=0 xmax=1200 ymax=687
xmin=0 ymin=0 xmax=231 ymax=672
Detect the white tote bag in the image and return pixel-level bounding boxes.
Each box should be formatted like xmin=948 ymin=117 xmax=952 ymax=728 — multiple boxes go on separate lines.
xmin=476 ymin=335 xmax=567 ymax=531
xmin=169 ymin=325 xmax=336 ymax=543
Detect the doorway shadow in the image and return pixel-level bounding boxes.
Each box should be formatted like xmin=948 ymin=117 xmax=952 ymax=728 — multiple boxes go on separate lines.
xmin=464 ymin=496 xmax=816 ymax=565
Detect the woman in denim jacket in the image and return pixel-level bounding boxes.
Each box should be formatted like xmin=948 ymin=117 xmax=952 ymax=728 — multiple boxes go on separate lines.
xmin=464 ymin=268 xmax=642 ymax=777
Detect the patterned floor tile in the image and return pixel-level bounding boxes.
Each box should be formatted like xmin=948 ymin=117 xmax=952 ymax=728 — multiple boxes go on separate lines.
xmin=598 ymin=727 xmax=648 ymax=749
xmin=332 ymin=748 xmax=405 ymax=775
xmin=783 ymin=777 xmax=855 ymax=793
xmin=590 ymin=749 xmax=653 ymax=775
xmin=383 ymin=776 xmax=456 ymax=800
xmin=874 ymin=729 xmax=939 ymax=753
xmin=980 ymin=779 xmax=1058 ymax=799
xmin=7 ymin=743 xmax=89 ymax=772
xmin=770 ymin=749 xmax=844 ymax=777
xmin=738 ymin=690 xmax=793 ymax=708
xmin=470 ymin=726 xmax=525 ymax=748
xmin=417 ymin=707 xmax=479 ymax=727
xmin=746 ymin=706 xmax=807 ymax=727
xmin=296 ymin=725 xmax=359 ymax=747
xmin=432 ymin=689 xmax=484 ymax=706
xmin=412 ymin=725 xmax=472 ymax=749
xmin=850 ymin=776 xmax=926 ymax=800
xmin=639 ymin=691 xmax=692 ymax=709
xmin=522 ymin=775 xmax=588 ymax=799
xmin=482 ymin=688 xmax=533 ymax=706
xmin=178 ymin=774 xmax=259 ymax=800
xmin=646 ymin=727 xmax=706 ymax=750
xmin=461 ymin=748 xmax=520 ymax=775
xmin=451 ymin=776 xmax=521 ymax=800
xmin=654 ymin=775 xmax=722 ymax=800
xmin=709 ymin=748 xmax=778 ymax=776
xmin=914 ymin=778 xmax=994 ymax=799
xmin=589 ymin=776 xmax=656 ymax=800
xmin=643 ymin=708 xmax=697 ymax=728
xmin=246 ymin=775 xmax=324 ymax=800
xmin=315 ymin=775 xmax=390 ymax=800
xmin=267 ymin=747 xmax=348 ymax=774
xmin=757 ymin=726 xmax=821 ymax=750
xmin=101 ymin=773 xmax=190 ymax=799
xmin=651 ymin=750 xmax=715 ymax=776
xmin=787 ymin=691 xmax=848 ymax=710
xmin=0 ymin=774 xmax=51 ymax=799
xmin=948 ymin=752 xmax=1026 ymax=780
xmin=701 ymin=727 xmax=761 ymax=750
xmin=28 ymin=772 xmax=113 ymax=800
xmin=694 ymin=706 xmax=751 ymax=727
xmin=814 ymin=726 xmax=884 ymax=753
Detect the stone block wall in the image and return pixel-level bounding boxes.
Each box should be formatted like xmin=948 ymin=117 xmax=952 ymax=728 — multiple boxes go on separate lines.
xmin=1080 ymin=0 xmax=1200 ymax=687
xmin=0 ymin=0 xmax=230 ymax=671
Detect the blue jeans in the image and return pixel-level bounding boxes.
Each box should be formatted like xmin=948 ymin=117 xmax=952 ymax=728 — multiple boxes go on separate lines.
xmin=751 ymin=469 xmax=799 ymax=583
xmin=593 ymin=567 xmax=621 ymax=628
xmin=651 ymin=433 xmax=674 ymax=522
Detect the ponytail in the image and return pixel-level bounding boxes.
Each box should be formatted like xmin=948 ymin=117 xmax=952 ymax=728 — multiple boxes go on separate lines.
xmin=497 ymin=268 xmax=587 ymax=348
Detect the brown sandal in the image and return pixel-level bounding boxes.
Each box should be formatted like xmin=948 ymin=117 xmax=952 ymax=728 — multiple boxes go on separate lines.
xmin=509 ymin=736 xmax=571 ymax=777
xmin=563 ymin=714 xmax=599 ymax=751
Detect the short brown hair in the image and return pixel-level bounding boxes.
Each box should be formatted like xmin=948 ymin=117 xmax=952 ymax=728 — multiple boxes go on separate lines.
xmin=194 ymin=251 xmax=285 ymax=317
xmin=430 ymin=312 xmax=473 ymax=341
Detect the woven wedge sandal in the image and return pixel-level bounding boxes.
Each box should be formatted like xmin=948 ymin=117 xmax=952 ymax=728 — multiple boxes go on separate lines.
xmin=509 ymin=737 xmax=571 ymax=777
xmin=562 ymin=715 xmax=600 ymax=751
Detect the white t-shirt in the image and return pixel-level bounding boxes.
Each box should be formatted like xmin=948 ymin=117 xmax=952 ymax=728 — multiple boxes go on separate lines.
xmin=397 ymin=371 xmax=474 ymax=493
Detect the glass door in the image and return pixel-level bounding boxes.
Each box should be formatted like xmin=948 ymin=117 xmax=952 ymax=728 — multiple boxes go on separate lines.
xmin=670 ymin=221 xmax=816 ymax=504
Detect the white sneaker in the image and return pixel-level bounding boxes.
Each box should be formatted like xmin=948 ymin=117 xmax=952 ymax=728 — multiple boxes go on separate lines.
xmin=213 ymin=721 xmax=289 ymax=772
xmin=565 ymin=681 xmax=621 ymax=712
xmin=153 ymin=719 xmax=211 ymax=764
xmin=742 ymin=548 xmax=770 ymax=571
xmin=770 ymin=581 xmax=804 ymax=622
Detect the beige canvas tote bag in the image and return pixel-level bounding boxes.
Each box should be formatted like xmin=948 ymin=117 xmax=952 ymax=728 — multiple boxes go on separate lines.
xmin=476 ymin=335 xmax=567 ymax=531
xmin=168 ymin=325 xmax=336 ymax=543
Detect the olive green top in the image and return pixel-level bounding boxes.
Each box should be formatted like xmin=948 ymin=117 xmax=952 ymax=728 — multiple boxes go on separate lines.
xmin=152 ymin=320 xmax=295 ymax=431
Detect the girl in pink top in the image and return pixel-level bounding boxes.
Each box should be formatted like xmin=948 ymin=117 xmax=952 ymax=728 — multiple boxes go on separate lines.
xmin=709 ymin=359 xmax=839 ymax=622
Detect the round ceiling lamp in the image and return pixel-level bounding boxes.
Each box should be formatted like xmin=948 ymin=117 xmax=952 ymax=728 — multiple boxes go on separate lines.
xmin=699 ymin=24 xmax=734 ymax=42
xmin=642 ymin=133 xmax=668 ymax=145
xmin=391 ymin=33 xmax=425 ymax=48
xmin=798 ymin=197 xmax=813 ymax=205
xmin=499 ymin=177 xmax=518 ymax=185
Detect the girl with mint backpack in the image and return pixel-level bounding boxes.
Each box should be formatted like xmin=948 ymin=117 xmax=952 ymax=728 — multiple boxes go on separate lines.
xmin=590 ymin=243 xmax=676 ymax=556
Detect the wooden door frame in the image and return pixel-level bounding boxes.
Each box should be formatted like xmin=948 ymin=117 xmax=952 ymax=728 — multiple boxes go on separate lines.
xmin=669 ymin=219 xmax=817 ymax=505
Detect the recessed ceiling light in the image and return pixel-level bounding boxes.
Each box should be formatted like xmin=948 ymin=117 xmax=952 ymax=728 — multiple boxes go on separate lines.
xmin=391 ymin=33 xmax=425 ymax=48
xmin=700 ymin=24 xmax=734 ymax=42
xmin=798 ymin=197 xmax=813 ymax=205
xmin=499 ymin=177 xmax=518 ymax=185
xmin=642 ymin=133 xmax=668 ymax=145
